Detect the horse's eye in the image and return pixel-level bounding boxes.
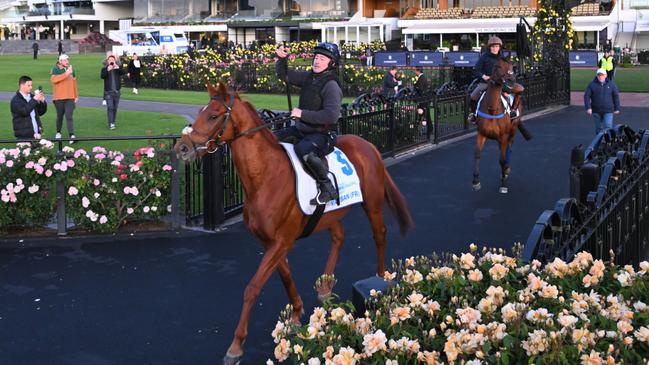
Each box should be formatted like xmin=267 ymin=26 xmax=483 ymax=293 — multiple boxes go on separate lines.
xmin=210 ymin=115 xmax=219 ymax=120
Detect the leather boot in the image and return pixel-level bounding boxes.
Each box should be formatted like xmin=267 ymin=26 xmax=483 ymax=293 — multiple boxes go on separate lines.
xmin=467 ymin=99 xmax=478 ymax=124
xmin=303 ymin=152 xmax=338 ymax=205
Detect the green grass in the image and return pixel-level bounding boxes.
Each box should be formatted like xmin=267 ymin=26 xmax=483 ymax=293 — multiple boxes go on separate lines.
xmin=0 ymin=54 xmax=351 ymax=109
xmin=570 ymin=68 xmax=649 ymax=92
xmin=0 ymin=101 xmax=187 ymax=151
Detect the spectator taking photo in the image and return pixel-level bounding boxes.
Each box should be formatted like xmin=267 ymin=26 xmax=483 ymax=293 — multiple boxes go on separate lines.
xmin=10 ymin=75 xmax=47 ymax=140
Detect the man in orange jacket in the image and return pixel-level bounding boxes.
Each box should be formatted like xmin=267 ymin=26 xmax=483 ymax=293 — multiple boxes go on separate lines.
xmin=50 ymin=54 xmax=78 ymax=142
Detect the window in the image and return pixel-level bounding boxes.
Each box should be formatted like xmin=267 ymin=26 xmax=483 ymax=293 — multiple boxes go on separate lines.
xmin=150 ymin=31 xmax=161 ymax=45
xmin=130 ymin=33 xmax=146 ymax=45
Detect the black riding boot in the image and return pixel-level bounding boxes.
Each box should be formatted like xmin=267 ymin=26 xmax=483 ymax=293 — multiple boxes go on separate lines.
xmin=468 ymin=99 xmax=478 ymax=124
xmin=303 ymin=152 xmax=338 ymax=205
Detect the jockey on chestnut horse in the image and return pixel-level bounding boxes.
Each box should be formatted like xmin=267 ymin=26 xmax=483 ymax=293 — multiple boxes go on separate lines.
xmin=468 ymin=36 xmax=525 ymax=125
xmin=174 ymin=43 xmax=414 ymax=365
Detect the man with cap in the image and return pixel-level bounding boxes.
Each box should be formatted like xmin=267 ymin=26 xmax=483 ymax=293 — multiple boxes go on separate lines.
xmin=50 ymin=53 xmax=78 ymax=142
xmin=584 ymin=68 xmax=620 ymax=134
xmin=275 ymin=42 xmax=343 ymax=205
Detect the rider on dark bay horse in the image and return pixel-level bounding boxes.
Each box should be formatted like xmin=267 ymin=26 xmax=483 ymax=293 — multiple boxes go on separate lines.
xmin=468 ymin=36 xmax=523 ymax=123
xmin=275 ymin=42 xmax=343 ymax=205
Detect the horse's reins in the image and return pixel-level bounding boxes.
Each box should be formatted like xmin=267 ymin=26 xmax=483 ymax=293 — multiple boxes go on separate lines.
xmin=182 ymin=94 xmax=290 ymax=153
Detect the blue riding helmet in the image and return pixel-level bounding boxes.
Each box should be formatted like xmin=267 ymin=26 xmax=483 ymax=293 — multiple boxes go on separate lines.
xmin=313 ymin=42 xmax=340 ymax=68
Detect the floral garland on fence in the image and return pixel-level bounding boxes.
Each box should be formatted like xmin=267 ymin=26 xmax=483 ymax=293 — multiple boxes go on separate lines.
xmin=125 ymin=40 xmax=388 ymax=93
xmin=269 ymin=245 xmax=649 ymax=364
xmin=0 ymin=141 xmax=172 ymax=233
xmin=531 ymin=0 xmax=575 ymax=63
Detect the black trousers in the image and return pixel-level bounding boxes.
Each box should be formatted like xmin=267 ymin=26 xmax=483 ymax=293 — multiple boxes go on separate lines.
xmin=104 ymin=90 xmax=121 ymax=126
xmin=53 ymin=99 xmax=75 ymax=135
xmin=276 ymin=126 xmax=336 ymax=159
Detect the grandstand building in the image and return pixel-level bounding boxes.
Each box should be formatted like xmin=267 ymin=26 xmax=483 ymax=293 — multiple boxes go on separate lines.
xmin=0 ymin=0 xmax=131 ymax=40
xmin=1 ymin=0 xmax=648 ymax=52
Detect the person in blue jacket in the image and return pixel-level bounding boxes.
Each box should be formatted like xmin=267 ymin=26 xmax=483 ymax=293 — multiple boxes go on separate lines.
xmin=584 ymin=68 xmax=620 ymax=134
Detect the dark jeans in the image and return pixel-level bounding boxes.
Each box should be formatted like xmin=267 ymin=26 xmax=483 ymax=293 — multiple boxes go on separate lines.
xmin=104 ymin=90 xmax=120 ymax=126
xmin=33 ymin=50 xmax=38 ymax=59
xmin=53 ymin=99 xmax=75 ymax=135
xmin=131 ymin=76 xmax=141 ymax=88
xmin=276 ymin=126 xmax=336 ymax=159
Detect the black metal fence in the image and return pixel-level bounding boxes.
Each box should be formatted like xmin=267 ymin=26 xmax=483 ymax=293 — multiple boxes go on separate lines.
xmin=191 ymin=69 xmax=570 ymax=229
xmin=524 ymin=125 xmax=649 ymax=266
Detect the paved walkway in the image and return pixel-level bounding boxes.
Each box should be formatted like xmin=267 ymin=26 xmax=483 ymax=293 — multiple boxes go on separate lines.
xmin=571 ymin=91 xmax=648 ymax=107
xmin=0 ymin=91 xmax=199 ymax=122
xmin=1 ymin=106 xmax=647 ymax=365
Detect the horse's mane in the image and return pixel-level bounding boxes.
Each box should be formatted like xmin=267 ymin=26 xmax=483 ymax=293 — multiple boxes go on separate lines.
xmin=236 ymin=94 xmax=279 ymax=142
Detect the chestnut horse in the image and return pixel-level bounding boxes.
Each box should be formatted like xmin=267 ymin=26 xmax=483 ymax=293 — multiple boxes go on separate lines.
xmin=472 ymin=57 xmax=521 ymax=194
xmin=174 ymin=82 xmax=414 ymax=365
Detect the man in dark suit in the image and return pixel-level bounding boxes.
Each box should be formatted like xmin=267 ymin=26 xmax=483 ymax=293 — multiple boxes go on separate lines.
xmin=414 ymin=66 xmax=430 ymax=96
xmin=414 ymin=67 xmax=432 ymax=137
xmin=382 ymin=66 xmax=400 ymax=98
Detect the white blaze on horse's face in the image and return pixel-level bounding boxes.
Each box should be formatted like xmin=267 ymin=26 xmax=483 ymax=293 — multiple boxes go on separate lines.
xmin=181 ymin=126 xmax=193 ymax=135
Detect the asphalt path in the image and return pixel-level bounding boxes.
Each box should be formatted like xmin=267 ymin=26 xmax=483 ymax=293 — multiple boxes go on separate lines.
xmin=0 ymin=91 xmax=199 ymax=122
xmin=1 ymin=106 xmax=647 ymax=365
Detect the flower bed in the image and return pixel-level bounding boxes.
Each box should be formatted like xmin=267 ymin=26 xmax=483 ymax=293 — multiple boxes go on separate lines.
xmin=0 ymin=141 xmax=58 ymax=230
xmin=128 ymin=40 xmax=389 ymax=95
xmin=269 ymin=245 xmax=649 ymax=364
xmin=0 ymin=141 xmax=173 ymax=234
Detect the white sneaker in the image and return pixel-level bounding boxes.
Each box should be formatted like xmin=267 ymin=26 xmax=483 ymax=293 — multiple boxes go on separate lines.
xmin=109 ymin=124 xmax=116 ymax=130
xmin=102 ymin=100 xmax=107 ymax=106
xmin=55 ymin=132 xmax=61 ymax=139
xmin=134 ymin=88 xmax=138 ymax=94
xmin=69 ymin=135 xmax=76 ymax=144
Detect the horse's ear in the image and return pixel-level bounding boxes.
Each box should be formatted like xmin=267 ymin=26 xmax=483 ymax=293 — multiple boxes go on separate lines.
xmin=216 ymin=81 xmax=229 ymax=99
xmin=206 ymin=82 xmax=218 ymax=98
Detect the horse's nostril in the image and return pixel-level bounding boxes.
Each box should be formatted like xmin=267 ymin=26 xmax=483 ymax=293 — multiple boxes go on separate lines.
xmin=180 ymin=144 xmax=189 ymax=153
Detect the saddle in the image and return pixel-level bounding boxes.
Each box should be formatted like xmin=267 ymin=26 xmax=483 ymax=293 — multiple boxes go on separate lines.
xmin=476 ymin=93 xmax=514 ymax=119
xmin=279 ymin=143 xmax=364 ymax=215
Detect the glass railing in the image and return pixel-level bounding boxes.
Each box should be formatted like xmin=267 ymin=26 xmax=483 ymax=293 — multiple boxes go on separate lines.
xmin=629 ymin=0 xmax=649 ymax=7
xmin=20 ymin=6 xmax=95 ymax=16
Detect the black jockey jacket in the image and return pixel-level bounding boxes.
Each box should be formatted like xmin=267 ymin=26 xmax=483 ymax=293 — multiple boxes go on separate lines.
xmin=276 ymin=57 xmax=343 ymax=134
xmin=473 ymin=51 xmax=501 ymax=82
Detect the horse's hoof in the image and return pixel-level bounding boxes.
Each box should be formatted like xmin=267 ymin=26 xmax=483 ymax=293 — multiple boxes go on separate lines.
xmin=472 ymin=182 xmax=481 ymax=191
xmin=223 ymin=353 xmax=242 ymax=365
xmin=499 ymin=187 xmax=509 ymax=194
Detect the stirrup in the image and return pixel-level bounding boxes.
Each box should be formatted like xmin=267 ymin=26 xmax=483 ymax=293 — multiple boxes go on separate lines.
xmin=310 ymin=184 xmax=338 ymax=206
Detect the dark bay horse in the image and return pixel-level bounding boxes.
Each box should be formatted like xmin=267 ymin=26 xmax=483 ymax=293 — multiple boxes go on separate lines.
xmin=472 ymin=57 xmax=522 ymax=194
xmin=174 ymin=82 xmax=414 ymax=365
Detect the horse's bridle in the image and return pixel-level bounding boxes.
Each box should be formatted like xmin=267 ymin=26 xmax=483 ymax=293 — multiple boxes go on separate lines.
xmin=490 ymin=66 xmax=515 ymax=90
xmin=182 ymin=93 xmax=292 ymax=154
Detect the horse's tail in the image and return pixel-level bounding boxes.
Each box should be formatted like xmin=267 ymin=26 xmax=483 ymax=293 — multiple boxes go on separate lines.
xmin=384 ymin=168 xmax=414 ymax=237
